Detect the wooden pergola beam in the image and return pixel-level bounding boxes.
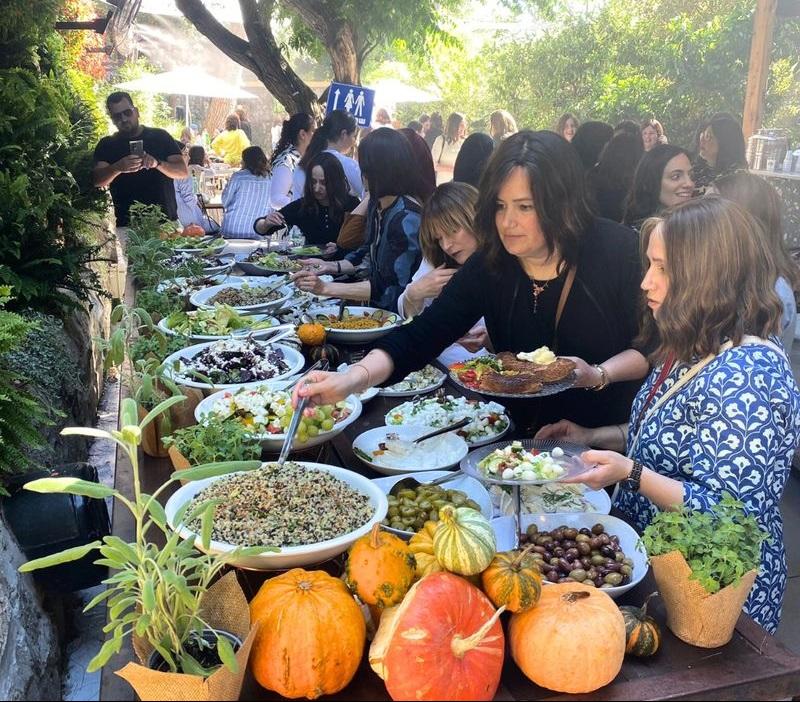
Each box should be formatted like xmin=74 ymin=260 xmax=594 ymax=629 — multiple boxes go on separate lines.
xmin=742 ymin=0 xmax=777 ymax=139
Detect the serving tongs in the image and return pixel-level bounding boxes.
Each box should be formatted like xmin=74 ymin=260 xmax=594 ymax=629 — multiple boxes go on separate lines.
xmin=383 ymin=417 xmax=471 ymax=457
xmin=275 ymin=359 xmax=329 ymax=467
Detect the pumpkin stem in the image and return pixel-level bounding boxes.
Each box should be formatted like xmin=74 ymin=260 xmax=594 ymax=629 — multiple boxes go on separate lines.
xmin=369 ymin=523 xmax=382 ymax=548
xmin=563 ymin=591 xmax=591 ymax=603
xmin=511 ymin=544 xmax=536 ymax=569
xmin=450 ymin=605 xmax=506 ymax=658
xmin=641 ymin=591 xmax=659 ymax=617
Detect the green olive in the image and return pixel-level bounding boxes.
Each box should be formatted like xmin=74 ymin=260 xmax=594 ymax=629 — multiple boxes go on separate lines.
xmin=568 ymin=569 xmax=587 ymax=582
xmin=400 ymin=506 xmax=417 ymax=518
xmin=604 ymin=572 xmax=624 ymax=586
xmin=526 ymin=524 xmax=539 ymax=537
xmin=465 ymin=499 xmax=481 ymax=511
xmin=398 ymin=489 xmax=416 ymax=500
xmin=450 ymin=493 xmax=466 ymax=506
xmin=388 ymin=506 xmax=399 ymax=518
xmin=620 ymin=565 xmax=633 ymax=577
xmin=418 ymin=499 xmax=432 ymax=511
xmin=591 ymin=554 xmax=606 ymax=566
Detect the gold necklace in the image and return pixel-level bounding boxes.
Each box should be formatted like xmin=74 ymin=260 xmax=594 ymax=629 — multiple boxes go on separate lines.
xmin=530 ymin=278 xmax=551 ymax=314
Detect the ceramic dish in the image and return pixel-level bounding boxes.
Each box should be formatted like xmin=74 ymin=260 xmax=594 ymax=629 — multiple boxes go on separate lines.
xmin=352 ymin=425 xmax=469 ymax=476
xmin=378 ymin=365 xmax=447 ymax=397
xmin=157 ymin=311 xmax=279 ymax=342
xmin=308 ymin=306 xmax=401 ymax=345
xmin=372 ymin=471 xmax=493 ymax=538
xmin=449 ymin=358 xmax=577 ymax=399
xmin=189 ymin=280 xmax=294 ymax=314
xmin=164 ymin=462 xmax=388 ymax=570
xmin=171 ymin=236 xmax=226 ymax=255
xmin=156 ymin=274 xmax=244 ymax=297
xmin=203 ymin=254 xmax=237 ymax=275
xmin=490 ymin=482 xmax=612 ymax=516
xmin=194 ymin=386 xmax=362 ymax=453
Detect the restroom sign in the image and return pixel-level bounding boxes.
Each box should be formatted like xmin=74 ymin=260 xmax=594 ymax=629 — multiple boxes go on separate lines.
xmin=325 ymin=82 xmax=375 ymax=128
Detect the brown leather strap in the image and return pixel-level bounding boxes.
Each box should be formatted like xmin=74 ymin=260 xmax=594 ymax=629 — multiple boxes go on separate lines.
xmin=552 ymin=266 xmax=576 ymax=351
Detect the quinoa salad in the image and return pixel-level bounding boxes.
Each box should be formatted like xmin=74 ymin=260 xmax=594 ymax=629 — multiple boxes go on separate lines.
xmin=184 ymin=462 xmax=374 ymax=547
xmin=175 ymin=338 xmax=289 ymax=385
xmin=385 ymin=395 xmax=509 ymax=445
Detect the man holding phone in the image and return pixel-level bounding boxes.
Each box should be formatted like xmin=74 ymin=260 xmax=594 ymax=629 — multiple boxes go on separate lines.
xmin=92 ymin=92 xmax=187 ymax=227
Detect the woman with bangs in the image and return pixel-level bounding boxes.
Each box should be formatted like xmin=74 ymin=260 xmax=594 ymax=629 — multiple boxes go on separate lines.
xmin=397 ymin=182 xmax=490 ymax=365
xmin=537 ymin=197 xmax=800 ymax=634
xmin=294 ymin=130 xmax=649 ymax=432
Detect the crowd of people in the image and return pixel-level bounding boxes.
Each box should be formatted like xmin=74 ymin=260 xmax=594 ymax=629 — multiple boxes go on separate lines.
xmin=92 ymin=90 xmax=800 ymax=635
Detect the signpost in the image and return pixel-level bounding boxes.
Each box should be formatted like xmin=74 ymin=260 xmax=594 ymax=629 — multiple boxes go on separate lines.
xmin=325 ymin=81 xmax=375 ymax=128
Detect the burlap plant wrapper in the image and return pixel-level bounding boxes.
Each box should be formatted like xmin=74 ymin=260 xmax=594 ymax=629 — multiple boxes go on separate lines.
xmin=650 ymin=550 xmax=757 ymax=648
xmin=116 ymin=571 xmax=255 ymax=701
xmin=137 ymin=388 xmax=203 ymax=458
xmin=167 ymin=445 xmax=191 ymax=485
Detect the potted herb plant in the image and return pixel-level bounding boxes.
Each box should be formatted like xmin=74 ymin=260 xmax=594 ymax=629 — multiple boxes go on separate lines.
xmin=18 ymin=396 xmax=274 ymax=700
xmin=162 ymin=419 xmax=263 ymax=478
xmin=641 ymin=495 xmax=768 ymax=647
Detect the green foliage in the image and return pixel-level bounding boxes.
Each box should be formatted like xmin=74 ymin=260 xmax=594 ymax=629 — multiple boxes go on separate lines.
xmin=19 ymin=397 xmax=271 ymax=675
xmin=163 ymin=420 xmax=263 ymax=466
xmin=642 ymin=494 xmax=768 ymax=594
xmin=95 ymin=58 xmax=173 ymax=131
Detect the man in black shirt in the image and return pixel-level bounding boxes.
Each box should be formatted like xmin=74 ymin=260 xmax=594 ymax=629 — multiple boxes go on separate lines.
xmin=92 ymin=92 xmax=187 ymax=227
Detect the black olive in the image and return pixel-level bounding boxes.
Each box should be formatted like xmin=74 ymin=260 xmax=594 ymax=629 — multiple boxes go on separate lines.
xmin=563 ymin=528 xmax=579 ymax=540
xmin=546 ymin=570 xmax=560 ymax=582
xmin=591 ymin=523 xmax=605 ymax=535
xmin=558 ymin=558 xmax=573 ymax=573
xmin=601 ymin=545 xmax=617 ymax=558
xmin=598 ymin=533 xmax=611 ymax=546
xmin=563 ymin=539 xmax=577 ymax=550
xmin=565 ymin=548 xmax=580 ymax=560
xmin=579 ymin=528 xmax=592 ymax=536
xmin=605 ymin=561 xmax=622 ymax=573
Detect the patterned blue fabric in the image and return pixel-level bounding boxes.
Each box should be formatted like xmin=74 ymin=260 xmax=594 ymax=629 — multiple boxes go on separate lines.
xmin=220 ymin=169 xmax=271 ymax=239
xmin=616 ymin=341 xmax=800 ymax=633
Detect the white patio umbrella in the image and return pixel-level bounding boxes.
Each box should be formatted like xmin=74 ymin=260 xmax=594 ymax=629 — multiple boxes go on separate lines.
xmin=372 ymin=78 xmax=441 ymax=106
xmin=116 ymin=67 xmax=257 ymax=126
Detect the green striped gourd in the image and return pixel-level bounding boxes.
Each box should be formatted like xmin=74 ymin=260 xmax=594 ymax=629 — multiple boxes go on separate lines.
xmin=433 ymin=505 xmax=496 ymax=576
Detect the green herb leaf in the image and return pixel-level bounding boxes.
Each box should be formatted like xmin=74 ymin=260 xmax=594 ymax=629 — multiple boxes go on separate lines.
xmin=142 ymin=578 xmax=156 ymax=613
xmin=87 ymin=638 xmax=120 ymax=673
xmin=216 ymin=635 xmax=238 ymax=673
xmin=18 ymin=541 xmax=101 ymax=572
xmin=173 ymin=460 xmax=262 ymax=483
xmin=200 ymin=501 xmax=215 ymax=550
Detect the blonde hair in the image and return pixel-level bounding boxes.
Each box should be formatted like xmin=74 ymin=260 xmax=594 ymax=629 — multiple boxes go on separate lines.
xmin=419 ymin=182 xmax=479 ymax=267
xmin=638 ymin=197 xmax=783 ymax=363
xmin=490 ymin=110 xmax=518 ymax=140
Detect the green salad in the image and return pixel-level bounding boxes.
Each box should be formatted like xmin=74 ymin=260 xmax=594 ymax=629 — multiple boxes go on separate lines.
xmin=289 ymin=245 xmax=322 ymax=256
xmin=167 ymin=236 xmax=225 ymax=251
xmin=164 ymin=305 xmax=275 ymax=337
xmin=257 ymin=252 xmax=302 ymax=271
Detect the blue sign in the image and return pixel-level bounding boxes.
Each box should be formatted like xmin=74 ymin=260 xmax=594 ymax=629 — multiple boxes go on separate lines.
xmin=325 ymin=82 xmax=375 ymax=128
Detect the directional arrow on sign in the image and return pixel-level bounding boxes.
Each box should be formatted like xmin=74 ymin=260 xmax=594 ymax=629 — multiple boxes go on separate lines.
xmin=332 ymin=88 xmax=341 ymax=110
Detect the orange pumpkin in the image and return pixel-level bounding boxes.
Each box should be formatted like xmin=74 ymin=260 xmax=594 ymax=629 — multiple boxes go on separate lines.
xmin=369 ymin=572 xmax=505 ymax=701
xmin=481 ymin=544 xmax=543 ymax=612
xmin=249 ymin=569 xmax=366 ymax=699
xmin=181 ymin=223 xmax=206 ymax=237
xmin=297 ymin=322 xmax=326 ymax=346
xmin=345 ymin=524 xmax=416 ymax=609
xmin=509 ymin=582 xmax=625 ymax=693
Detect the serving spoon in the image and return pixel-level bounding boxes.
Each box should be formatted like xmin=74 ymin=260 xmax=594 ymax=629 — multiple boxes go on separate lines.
xmin=383 ymin=417 xmax=471 ymax=456
xmin=275 ymin=359 xmax=329 ymax=467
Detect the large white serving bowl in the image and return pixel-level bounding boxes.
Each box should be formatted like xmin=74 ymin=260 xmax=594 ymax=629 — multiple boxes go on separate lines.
xmin=221 ymin=239 xmax=264 ymax=257
xmin=194 ymin=385 xmax=363 ymax=452
xmin=157 ymin=312 xmax=279 ymax=342
xmin=372 ymin=471 xmax=493 ymax=538
xmin=352 ymin=425 xmax=470 ymax=476
xmin=520 ymin=513 xmax=648 ymax=599
xmin=161 ymin=340 xmax=305 ymax=394
xmin=190 ymin=279 xmax=294 ymax=314
xmin=156 ymin=274 xmax=244 ymax=295
xmin=308 ymin=305 xmax=401 ymax=345
xmin=164 ymin=462 xmax=388 ymax=570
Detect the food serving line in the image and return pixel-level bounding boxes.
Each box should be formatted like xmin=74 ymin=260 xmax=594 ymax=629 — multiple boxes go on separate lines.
xmin=99 ymin=239 xmax=800 ymax=701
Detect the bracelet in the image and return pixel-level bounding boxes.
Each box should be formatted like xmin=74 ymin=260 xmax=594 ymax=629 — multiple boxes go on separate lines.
xmin=590 ymin=364 xmax=609 ymax=391
xmin=349 ymin=363 xmax=371 ymax=392
xmin=336 ymin=261 xmax=342 ymax=275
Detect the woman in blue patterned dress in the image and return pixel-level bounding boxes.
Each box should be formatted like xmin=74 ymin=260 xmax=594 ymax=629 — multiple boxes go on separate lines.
xmin=537 ymin=197 xmax=800 ymax=633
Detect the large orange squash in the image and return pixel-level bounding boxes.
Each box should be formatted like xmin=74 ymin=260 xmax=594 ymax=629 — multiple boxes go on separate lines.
xmin=345 ymin=524 xmax=416 ymax=608
xmin=369 ymin=572 xmax=505 ymax=701
xmin=509 ymin=582 xmax=625 ymax=693
xmin=249 ymin=569 xmax=366 ymax=699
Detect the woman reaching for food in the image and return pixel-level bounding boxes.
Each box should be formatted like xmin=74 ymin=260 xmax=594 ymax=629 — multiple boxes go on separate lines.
xmin=536 ymin=197 xmax=800 ymax=634
xmin=294 ymin=130 xmax=650 ymax=431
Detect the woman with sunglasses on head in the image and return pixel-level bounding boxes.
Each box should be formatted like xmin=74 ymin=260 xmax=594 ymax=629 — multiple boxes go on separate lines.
xmin=536 ymin=197 xmax=800 ymax=634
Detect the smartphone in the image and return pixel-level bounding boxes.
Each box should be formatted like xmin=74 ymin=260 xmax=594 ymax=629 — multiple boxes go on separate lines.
xmin=129 ymin=140 xmax=144 ymax=157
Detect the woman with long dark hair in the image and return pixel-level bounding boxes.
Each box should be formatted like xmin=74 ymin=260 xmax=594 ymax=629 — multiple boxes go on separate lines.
xmin=399 ymin=127 xmax=437 ymax=202
xmin=294 ymin=130 xmax=649 ymax=431
xmin=571 ymin=120 xmax=613 ymax=170
xmin=692 ymin=115 xmax=747 ymax=193
xmin=293 ymin=128 xmax=424 ymax=312
xmin=291 ymin=110 xmax=362 ymax=200
xmin=430 ymin=112 xmax=468 ymax=184
xmin=453 ymin=133 xmax=495 ymax=188
xmin=586 ymin=132 xmax=644 ymax=222
xmin=269 ymin=112 xmax=315 ymax=208
xmin=254 ymin=151 xmax=359 ymax=249
xmin=624 ymin=144 xmax=695 ymax=229
xmin=220 ymin=146 xmax=271 ymax=238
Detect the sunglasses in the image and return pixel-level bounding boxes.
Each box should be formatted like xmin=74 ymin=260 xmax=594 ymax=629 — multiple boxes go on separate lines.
xmin=110 ymin=107 xmax=135 ymax=121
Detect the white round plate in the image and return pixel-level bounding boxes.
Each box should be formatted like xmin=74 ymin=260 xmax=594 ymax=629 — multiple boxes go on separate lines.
xmin=157 ymin=274 xmax=244 ymax=295
xmin=372 ymin=471 xmax=493 ymax=538
xmin=164 ymin=462 xmax=388 ymax=571
xmin=352 ymin=425 xmax=469 ymax=476
xmin=189 ymin=280 xmax=293 ymax=314
xmin=172 ymin=237 xmax=226 ymax=255
xmin=203 ymin=255 xmax=237 ymax=275
xmin=157 ymin=313 xmax=279 ymax=342
xmin=308 ymin=305 xmax=400 ymax=345
xmin=194 ymin=387 xmax=362 ymax=453
xmin=161 ymin=340 xmax=304 ymax=393
xmin=378 ymin=365 xmax=447 ymax=397
xmin=490 ymin=483 xmax=611 ymax=517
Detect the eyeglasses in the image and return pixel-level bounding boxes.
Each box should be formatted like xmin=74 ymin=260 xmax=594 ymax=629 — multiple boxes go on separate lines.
xmin=110 ymin=107 xmax=134 ymax=122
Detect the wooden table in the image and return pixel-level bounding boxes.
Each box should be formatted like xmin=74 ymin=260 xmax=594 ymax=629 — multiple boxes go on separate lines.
xmin=100 ymin=377 xmax=800 ymax=701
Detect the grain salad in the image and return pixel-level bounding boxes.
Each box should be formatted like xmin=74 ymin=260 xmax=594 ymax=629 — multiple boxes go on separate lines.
xmin=184 ymin=462 xmax=374 ymax=547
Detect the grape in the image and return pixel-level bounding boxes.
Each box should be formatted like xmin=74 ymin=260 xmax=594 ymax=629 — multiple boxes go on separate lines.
xmin=321 ymin=418 xmax=335 ymax=431
xmin=307 ymin=425 xmax=319 ymax=437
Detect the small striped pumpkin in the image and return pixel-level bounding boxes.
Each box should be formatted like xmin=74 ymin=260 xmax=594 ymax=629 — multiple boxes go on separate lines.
xmin=620 ymin=592 xmax=661 ymax=657
xmin=481 ymin=545 xmax=543 ymax=612
xmin=433 ymin=506 xmax=496 ymax=576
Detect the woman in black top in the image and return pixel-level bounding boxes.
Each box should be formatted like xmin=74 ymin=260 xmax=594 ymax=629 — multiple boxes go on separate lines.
xmin=294 ymin=131 xmax=649 ymax=431
xmin=586 ymin=132 xmax=644 ymax=222
xmin=692 ymin=116 xmax=747 ymax=193
xmin=254 ymin=152 xmax=359 ymax=249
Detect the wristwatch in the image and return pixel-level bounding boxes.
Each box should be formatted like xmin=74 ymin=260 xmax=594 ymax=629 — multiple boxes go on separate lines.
xmin=621 ymin=459 xmax=643 ymax=492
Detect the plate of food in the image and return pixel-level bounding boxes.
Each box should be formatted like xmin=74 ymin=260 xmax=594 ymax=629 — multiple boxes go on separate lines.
xmin=379 ymin=365 xmax=446 ymax=397
xmin=195 ymin=384 xmax=362 ymax=452
xmin=490 ymin=482 xmax=611 ymax=516
xmin=202 ymin=253 xmax=237 ymax=275
xmin=157 ymin=274 xmax=244 ymax=298
xmin=164 ymin=461 xmax=387 ymax=570
xmin=288 ymin=245 xmax=323 ymax=257
xmin=189 ymin=280 xmax=293 ymax=314
xmin=461 ymin=438 xmax=593 ymax=485
xmin=162 ymin=337 xmax=304 ymax=392
xmin=167 ymin=236 xmax=226 ymax=255
xmin=449 ymin=346 xmax=577 ymax=398
xmin=157 ymin=306 xmax=279 ymax=341
xmin=384 ymin=395 xmax=510 ymax=447
xmin=307 ymin=306 xmax=401 ymax=344
xmin=352 ymin=425 xmax=469 ymax=476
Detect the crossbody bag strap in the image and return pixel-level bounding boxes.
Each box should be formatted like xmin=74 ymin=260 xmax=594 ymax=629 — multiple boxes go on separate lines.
xmin=551 ymin=267 xmax=576 ymax=353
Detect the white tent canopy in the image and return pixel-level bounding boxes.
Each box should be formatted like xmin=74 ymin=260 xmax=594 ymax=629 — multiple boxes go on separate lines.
xmin=372 ymin=78 xmax=441 ymax=108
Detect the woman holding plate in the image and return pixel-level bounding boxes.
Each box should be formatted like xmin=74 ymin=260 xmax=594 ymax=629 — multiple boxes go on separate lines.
xmin=536 ymin=197 xmax=800 ymax=634
xmin=294 ymin=130 xmax=649 ymax=431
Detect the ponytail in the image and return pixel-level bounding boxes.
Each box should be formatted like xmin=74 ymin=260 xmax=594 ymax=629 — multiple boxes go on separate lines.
xmin=271 ymin=112 xmax=314 ymax=165
xmin=298 ymin=109 xmax=356 ymax=170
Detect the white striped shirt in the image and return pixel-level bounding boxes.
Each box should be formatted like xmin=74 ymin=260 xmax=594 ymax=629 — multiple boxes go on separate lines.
xmin=220 ymin=169 xmax=271 ymax=239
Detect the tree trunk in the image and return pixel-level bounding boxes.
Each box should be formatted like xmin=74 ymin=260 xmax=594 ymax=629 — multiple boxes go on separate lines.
xmin=325 ymin=22 xmax=360 ymax=84
xmin=175 ymin=0 xmax=322 ymax=117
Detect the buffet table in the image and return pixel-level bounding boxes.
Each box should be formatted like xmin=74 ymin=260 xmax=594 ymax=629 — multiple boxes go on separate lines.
xmin=99 ymin=376 xmax=800 ymax=701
